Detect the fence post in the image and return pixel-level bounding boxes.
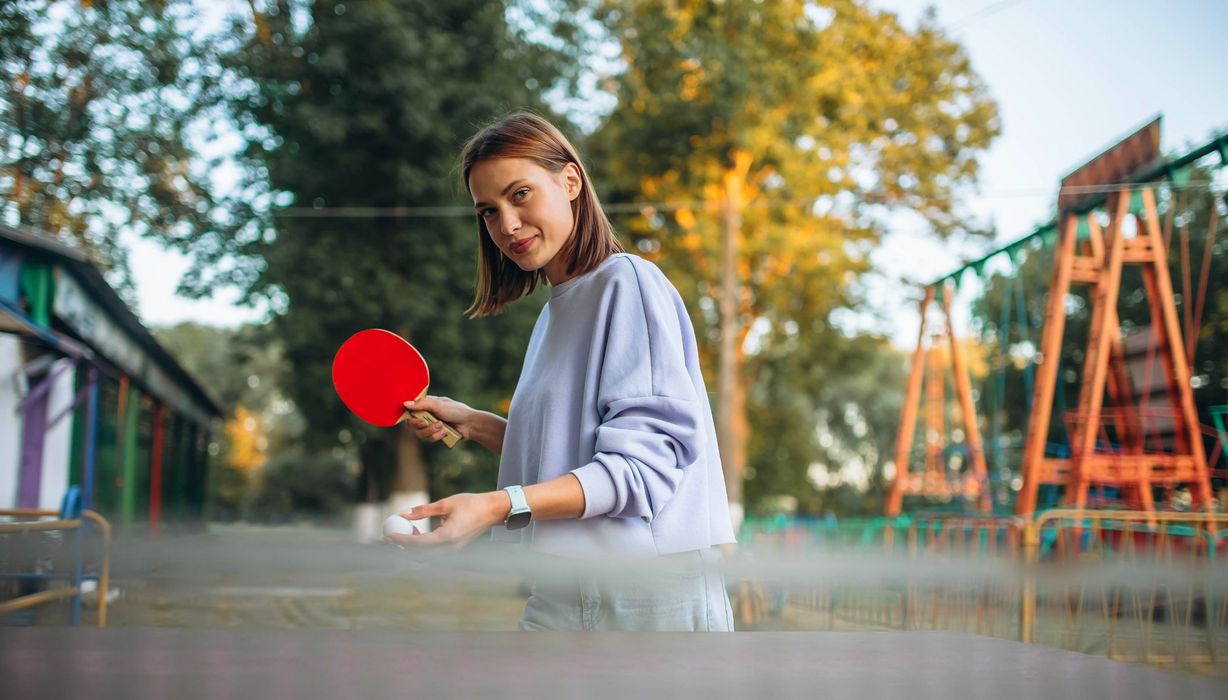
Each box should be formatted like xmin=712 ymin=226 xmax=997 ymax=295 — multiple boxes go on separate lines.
xmin=1020 ymin=519 xmax=1039 ymax=643
xmin=65 ymin=488 xmax=84 ymax=626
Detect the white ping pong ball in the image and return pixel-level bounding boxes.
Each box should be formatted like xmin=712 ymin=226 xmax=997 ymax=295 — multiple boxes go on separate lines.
xmin=383 ymin=515 xmax=416 ymax=537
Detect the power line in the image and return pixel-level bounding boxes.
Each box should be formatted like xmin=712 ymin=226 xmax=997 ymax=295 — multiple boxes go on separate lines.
xmin=267 ymin=179 xmax=1223 ymax=219
xmin=951 ymin=0 xmax=1031 ymax=30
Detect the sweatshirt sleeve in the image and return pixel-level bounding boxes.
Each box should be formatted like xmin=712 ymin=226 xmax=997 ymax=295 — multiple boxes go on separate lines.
xmin=570 ymin=262 xmax=704 ymax=522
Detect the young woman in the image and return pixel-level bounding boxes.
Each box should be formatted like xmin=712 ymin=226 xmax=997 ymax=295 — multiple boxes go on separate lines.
xmin=390 ymin=112 xmax=736 ymax=631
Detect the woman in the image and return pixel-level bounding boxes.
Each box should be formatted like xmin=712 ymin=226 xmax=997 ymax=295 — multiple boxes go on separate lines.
xmin=391 ymin=112 xmax=736 ymax=631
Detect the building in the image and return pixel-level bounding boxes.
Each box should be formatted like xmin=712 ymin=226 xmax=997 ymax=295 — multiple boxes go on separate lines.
xmin=0 ymin=224 xmax=220 ymax=531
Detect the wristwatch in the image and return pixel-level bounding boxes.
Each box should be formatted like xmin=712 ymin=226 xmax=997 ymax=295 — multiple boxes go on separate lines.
xmin=503 ymin=485 xmax=532 ymax=530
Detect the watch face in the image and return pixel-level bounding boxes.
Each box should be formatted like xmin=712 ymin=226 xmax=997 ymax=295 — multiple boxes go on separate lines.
xmin=506 ymin=510 xmax=532 ymax=530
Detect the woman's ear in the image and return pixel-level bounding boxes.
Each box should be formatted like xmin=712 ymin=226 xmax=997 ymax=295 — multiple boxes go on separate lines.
xmin=562 ymin=162 xmax=583 ymax=201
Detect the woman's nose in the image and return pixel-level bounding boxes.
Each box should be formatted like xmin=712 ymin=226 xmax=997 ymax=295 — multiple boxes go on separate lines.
xmin=500 ymin=212 xmax=521 ymax=236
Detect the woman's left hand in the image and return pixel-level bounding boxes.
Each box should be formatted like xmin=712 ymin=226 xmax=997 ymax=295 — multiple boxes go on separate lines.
xmin=387 ymin=492 xmax=509 ymax=549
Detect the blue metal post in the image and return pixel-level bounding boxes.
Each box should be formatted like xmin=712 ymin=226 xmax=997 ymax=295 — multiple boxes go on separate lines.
xmin=60 ymin=486 xmax=83 ymax=626
xmin=82 ymin=369 xmax=99 ymax=512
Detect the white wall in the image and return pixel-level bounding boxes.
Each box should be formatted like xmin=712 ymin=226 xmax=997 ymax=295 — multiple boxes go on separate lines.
xmin=38 ymin=358 xmax=76 ymax=511
xmin=0 ymin=334 xmax=21 ymax=510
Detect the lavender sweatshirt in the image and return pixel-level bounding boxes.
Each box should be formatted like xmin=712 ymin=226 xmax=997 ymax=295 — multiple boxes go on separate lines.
xmin=493 ymin=253 xmax=736 ymax=557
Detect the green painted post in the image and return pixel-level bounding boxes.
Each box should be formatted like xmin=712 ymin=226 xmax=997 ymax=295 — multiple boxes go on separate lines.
xmin=174 ymin=415 xmax=189 ymax=521
xmin=120 ymin=386 xmax=142 ymax=527
xmin=68 ymin=369 xmax=86 ymax=488
xmin=94 ymin=378 xmax=120 ymax=516
xmin=186 ymin=423 xmax=204 ymax=523
xmin=1210 ymin=406 xmax=1228 ymax=460
xmin=167 ymin=414 xmax=180 ymax=520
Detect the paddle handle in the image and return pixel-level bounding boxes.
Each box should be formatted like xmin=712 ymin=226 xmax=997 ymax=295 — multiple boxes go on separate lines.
xmin=407 ymin=409 xmax=463 ymax=449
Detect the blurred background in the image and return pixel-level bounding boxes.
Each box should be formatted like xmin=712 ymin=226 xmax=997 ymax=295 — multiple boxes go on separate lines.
xmin=2 ymin=0 xmax=1227 ymax=683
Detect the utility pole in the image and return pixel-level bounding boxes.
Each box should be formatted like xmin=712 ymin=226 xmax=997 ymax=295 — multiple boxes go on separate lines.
xmin=717 ymin=152 xmax=748 ymax=528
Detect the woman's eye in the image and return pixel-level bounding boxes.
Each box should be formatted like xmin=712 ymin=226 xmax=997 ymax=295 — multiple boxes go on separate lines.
xmin=480 ymin=208 xmax=496 ymax=219
xmin=512 ymin=188 xmax=529 ymax=202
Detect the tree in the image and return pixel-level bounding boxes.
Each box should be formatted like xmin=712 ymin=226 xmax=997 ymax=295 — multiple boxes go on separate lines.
xmin=0 ymin=0 xmax=228 ymax=293
xmin=217 ymin=1 xmax=583 ymax=513
xmin=746 ymin=331 xmax=909 ymax=517
xmin=155 ymin=321 xmax=306 ymax=520
xmin=589 ymin=0 xmax=1000 ymax=518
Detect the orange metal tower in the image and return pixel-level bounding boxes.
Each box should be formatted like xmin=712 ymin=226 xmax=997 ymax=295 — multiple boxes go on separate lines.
xmin=1015 ymin=186 xmax=1214 ymax=515
xmin=886 ymin=282 xmax=991 ymax=516
xmin=886 ymin=120 xmax=1225 ymax=519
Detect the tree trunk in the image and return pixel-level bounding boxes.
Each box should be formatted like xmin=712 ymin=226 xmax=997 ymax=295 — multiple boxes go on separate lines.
xmin=717 ymin=159 xmax=746 ymax=529
xmin=390 ymin=422 xmax=431 ymax=532
xmin=389 ymin=325 xmax=432 ymax=529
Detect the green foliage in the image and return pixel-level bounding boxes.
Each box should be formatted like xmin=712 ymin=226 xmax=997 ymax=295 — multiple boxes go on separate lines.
xmin=216 ymin=1 xmax=582 ymax=500
xmin=746 ymin=332 xmax=909 ymax=517
xmin=971 ymin=235 xmax=1064 ymax=494
xmin=155 ymin=321 xmax=306 ymax=520
xmin=206 ymin=452 xmax=254 ymax=522
xmin=589 ymin=0 xmax=1000 ymax=516
xmin=3 ymin=0 xmax=1017 ymax=520
xmin=0 ymin=0 xmax=229 ymax=294
xmin=154 ymin=322 xmax=290 ymax=413
xmin=247 ymin=446 xmax=353 ymax=525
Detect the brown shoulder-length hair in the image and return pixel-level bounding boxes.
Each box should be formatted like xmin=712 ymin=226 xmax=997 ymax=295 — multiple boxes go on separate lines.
xmin=461 ymin=112 xmax=623 ymax=318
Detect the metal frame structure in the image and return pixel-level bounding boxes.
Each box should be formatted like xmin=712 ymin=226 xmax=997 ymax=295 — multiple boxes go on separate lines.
xmin=1016 ymin=187 xmax=1214 ymax=514
xmin=0 ymin=486 xmax=111 ymax=627
xmin=885 ymin=282 xmax=990 ymax=516
xmin=887 ymin=122 xmax=1227 ymax=518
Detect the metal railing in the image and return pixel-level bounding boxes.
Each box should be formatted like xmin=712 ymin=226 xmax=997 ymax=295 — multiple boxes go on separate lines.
xmin=1020 ymin=509 xmax=1227 ymax=671
xmin=0 ymin=508 xmax=111 ymax=627
xmin=734 ymin=508 xmax=1228 ymax=677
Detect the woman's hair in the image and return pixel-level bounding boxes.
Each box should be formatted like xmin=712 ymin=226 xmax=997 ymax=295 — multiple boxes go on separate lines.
xmin=460 ymin=112 xmax=623 ymax=318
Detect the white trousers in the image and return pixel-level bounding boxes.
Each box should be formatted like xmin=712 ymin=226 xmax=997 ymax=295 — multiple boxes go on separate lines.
xmin=518 ymin=548 xmax=734 ymax=632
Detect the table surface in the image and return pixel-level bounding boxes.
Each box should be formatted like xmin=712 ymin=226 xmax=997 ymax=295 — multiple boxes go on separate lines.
xmin=2 ymin=628 xmax=1224 ymax=699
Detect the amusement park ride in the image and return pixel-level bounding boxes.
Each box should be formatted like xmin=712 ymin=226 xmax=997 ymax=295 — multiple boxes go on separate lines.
xmin=887 ymin=117 xmax=1227 ymax=517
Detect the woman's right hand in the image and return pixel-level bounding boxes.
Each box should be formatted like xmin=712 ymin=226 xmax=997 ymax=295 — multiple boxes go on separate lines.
xmin=404 ymin=395 xmax=473 ymax=443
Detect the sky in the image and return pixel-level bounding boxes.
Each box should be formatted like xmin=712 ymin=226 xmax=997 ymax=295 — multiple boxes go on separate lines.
xmin=127 ymin=0 xmax=1228 ymax=344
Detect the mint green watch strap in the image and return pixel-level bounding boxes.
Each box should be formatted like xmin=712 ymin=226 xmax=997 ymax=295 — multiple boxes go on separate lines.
xmin=504 ymin=484 xmax=529 ymax=515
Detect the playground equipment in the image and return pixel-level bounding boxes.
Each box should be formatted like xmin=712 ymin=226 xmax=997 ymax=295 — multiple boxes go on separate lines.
xmin=1017 ymin=186 xmax=1212 ymax=514
xmin=888 ymin=118 xmax=1227 ymax=517
xmin=884 ymin=284 xmax=991 ymax=515
xmin=0 ymin=485 xmax=111 ymax=626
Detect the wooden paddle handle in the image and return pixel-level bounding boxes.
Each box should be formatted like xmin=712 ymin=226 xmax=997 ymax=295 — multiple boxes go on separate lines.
xmin=407 ymin=409 xmax=463 ymax=449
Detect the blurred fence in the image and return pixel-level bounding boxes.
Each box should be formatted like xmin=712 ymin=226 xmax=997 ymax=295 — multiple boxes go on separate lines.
xmin=734 ymin=510 xmax=1228 ymax=677
xmin=0 ymin=507 xmax=111 ymax=628
xmin=1023 ymin=510 xmax=1227 ymax=672
xmin=4 ymin=500 xmax=1225 ymax=677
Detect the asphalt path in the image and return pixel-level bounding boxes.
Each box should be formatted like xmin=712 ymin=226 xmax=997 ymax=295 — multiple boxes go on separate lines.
xmin=2 ymin=628 xmax=1224 ymax=699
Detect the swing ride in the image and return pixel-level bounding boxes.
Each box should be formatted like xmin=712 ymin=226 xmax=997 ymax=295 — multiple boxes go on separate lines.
xmin=887 ymin=117 xmax=1228 ymax=517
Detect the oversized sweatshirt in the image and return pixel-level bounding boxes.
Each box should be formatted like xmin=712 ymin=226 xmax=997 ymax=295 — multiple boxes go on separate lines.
xmin=493 ymin=253 xmax=737 ymax=557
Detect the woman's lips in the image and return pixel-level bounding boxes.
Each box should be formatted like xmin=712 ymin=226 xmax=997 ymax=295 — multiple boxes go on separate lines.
xmin=510 ymin=237 xmax=535 ymax=255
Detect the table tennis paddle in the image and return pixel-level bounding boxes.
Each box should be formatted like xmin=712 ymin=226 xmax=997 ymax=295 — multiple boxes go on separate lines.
xmin=331 ymin=328 xmax=463 ymax=448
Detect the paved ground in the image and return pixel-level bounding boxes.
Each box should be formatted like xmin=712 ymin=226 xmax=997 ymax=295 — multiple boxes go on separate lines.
xmin=2 ymin=627 xmax=1224 ymax=699
xmin=19 ymin=524 xmax=875 ymax=632
xmin=5 ymin=522 xmax=1225 ymax=694
xmin=15 ymin=524 xmax=528 ymax=630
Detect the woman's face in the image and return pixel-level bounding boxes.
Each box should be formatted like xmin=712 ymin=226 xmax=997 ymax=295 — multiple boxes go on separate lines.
xmin=468 ymin=157 xmax=582 ymax=286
